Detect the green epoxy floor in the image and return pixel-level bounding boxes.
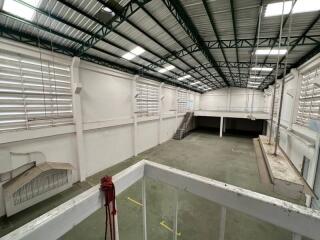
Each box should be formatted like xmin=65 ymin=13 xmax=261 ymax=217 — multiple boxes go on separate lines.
xmin=0 ymin=130 xmax=304 ymax=239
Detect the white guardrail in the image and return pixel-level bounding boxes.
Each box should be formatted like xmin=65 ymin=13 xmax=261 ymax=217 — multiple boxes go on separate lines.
xmin=2 ymin=160 xmax=320 ymax=240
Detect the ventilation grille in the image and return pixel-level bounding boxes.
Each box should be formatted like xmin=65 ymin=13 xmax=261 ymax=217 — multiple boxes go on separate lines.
xmin=3 ymin=162 xmax=72 ymax=216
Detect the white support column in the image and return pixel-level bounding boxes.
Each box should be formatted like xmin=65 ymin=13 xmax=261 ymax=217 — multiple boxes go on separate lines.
xmin=288 ymin=69 xmax=300 ymax=131
xmin=175 ymin=88 xmax=178 ymax=129
xmin=227 ymin=88 xmax=231 ymax=111
xmin=142 ymin=178 xmax=147 ymax=240
xmin=173 ymin=189 xmax=179 ymax=240
xmin=132 ymin=75 xmax=139 ymax=157
xmin=218 ymin=207 xmax=227 ymax=240
xmin=71 ymin=57 xmax=86 ymax=182
xmin=159 ymin=83 xmax=164 ymax=144
xmin=220 ymin=117 xmax=224 ymax=138
xmin=306 ymin=133 xmax=320 ymax=207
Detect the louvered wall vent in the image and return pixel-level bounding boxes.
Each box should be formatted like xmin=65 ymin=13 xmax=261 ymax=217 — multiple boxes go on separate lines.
xmin=3 ymin=162 xmax=72 ymax=216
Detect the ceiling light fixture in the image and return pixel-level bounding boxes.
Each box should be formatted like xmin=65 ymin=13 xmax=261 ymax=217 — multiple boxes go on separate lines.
xmin=251 ymin=67 xmax=273 ymax=72
xmin=158 ymin=65 xmax=175 ymax=73
xmin=177 ymin=75 xmax=191 ymax=81
xmin=122 ymin=46 xmax=145 ymax=61
xmin=255 ymin=49 xmax=287 ymax=56
xmin=130 ymin=46 xmax=145 ymax=56
xmin=3 ymin=0 xmax=40 ymax=20
xmin=122 ymin=52 xmax=135 ymax=60
xmin=250 ymin=76 xmax=264 ymax=79
xmin=190 ymin=81 xmax=200 ymax=85
xmin=265 ymin=0 xmax=320 ymax=17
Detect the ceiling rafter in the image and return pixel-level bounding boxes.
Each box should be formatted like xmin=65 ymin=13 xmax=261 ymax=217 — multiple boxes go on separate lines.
xmin=187 ymin=62 xmax=287 ymax=74
xmin=75 ymin=0 xmax=151 ymax=56
xmin=95 ymin=0 xmax=220 ymax=88
xmin=144 ymin=34 xmax=320 ymax=71
xmin=0 ymin=9 xmax=170 ymax=79
xmin=54 ymin=0 xmax=217 ymax=88
xmin=139 ymin=6 xmax=222 ymax=87
xmin=259 ymin=11 xmax=320 ymax=88
xmin=245 ymin=1 xmax=264 ymax=88
xmin=229 ymin=0 xmax=241 ymax=80
xmin=202 ymin=0 xmax=235 ymax=85
xmin=162 ymin=0 xmax=229 ymax=87
xmin=0 ymin=11 xmax=202 ymax=93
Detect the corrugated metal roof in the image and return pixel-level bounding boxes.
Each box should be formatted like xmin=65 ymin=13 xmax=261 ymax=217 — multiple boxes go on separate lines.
xmin=0 ymin=0 xmax=319 ymax=91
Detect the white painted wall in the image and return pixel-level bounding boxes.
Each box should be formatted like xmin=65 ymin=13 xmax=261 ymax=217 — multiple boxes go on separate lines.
xmin=265 ymin=53 xmax=320 ymax=207
xmin=0 ymin=39 xmax=199 ymax=217
xmin=200 ymin=87 xmax=267 ymax=112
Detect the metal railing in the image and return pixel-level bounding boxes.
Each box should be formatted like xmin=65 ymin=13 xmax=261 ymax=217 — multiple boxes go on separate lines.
xmin=2 ymin=160 xmax=320 ymax=240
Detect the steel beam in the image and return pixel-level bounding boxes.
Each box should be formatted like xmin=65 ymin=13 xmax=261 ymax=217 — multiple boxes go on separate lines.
xmin=75 ymin=0 xmax=151 ymax=56
xmin=187 ymin=62 xmax=286 ymax=74
xmin=146 ymin=35 xmax=320 ymax=72
xmin=56 ymin=0 xmax=217 ymax=89
xmin=229 ymin=0 xmax=241 ymax=78
xmin=162 ymin=0 xmax=229 ymax=86
xmin=202 ymin=0 xmax=235 ymax=85
xmin=140 ymin=6 xmax=222 ymax=88
xmin=259 ymin=12 xmax=320 ymax=89
xmin=0 ymin=14 xmax=201 ymax=93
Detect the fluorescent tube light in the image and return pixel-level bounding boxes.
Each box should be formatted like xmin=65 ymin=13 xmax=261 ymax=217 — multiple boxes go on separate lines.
xmin=122 ymin=52 xmax=135 ymax=60
xmin=178 ymin=75 xmax=191 ymax=81
xmin=158 ymin=68 xmax=167 ymax=73
xmin=248 ymin=81 xmax=261 ymax=85
xmin=255 ymin=49 xmax=287 ymax=55
xmin=251 ymin=67 xmax=273 ymax=72
xmin=3 ymin=0 xmax=40 ymax=21
xmin=130 ymin=46 xmax=145 ymax=55
xmin=190 ymin=81 xmax=200 ymax=85
xmin=250 ymin=76 xmax=264 ymax=79
xmin=265 ymin=0 xmax=320 ymax=17
xmin=165 ymin=65 xmax=175 ymax=71
xmin=122 ymin=46 xmax=145 ymax=61
xmin=158 ymin=65 xmax=175 ymax=73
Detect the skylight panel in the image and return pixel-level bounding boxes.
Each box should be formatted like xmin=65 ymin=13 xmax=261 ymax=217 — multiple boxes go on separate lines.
xmin=121 ymin=46 xmax=145 ymax=61
xmin=177 ymin=75 xmax=191 ymax=81
xmin=250 ymin=76 xmax=265 ymax=79
xmin=265 ymin=0 xmax=320 ymax=17
xmin=130 ymin=46 xmax=145 ymax=56
xmin=122 ymin=52 xmax=135 ymax=60
xmin=190 ymin=81 xmax=200 ymax=85
xmin=251 ymin=67 xmax=273 ymax=72
xmin=255 ymin=49 xmax=287 ymax=56
xmin=3 ymin=0 xmax=40 ymax=20
xmin=265 ymin=1 xmax=292 ymax=17
xmin=158 ymin=65 xmax=175 ymax=73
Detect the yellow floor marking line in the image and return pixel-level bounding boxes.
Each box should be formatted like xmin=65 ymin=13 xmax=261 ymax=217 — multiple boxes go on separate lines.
xmin=160 ymin=220 xmax=181 ymax=237
xmin=127 ymin=197 xmax=143 ymax=207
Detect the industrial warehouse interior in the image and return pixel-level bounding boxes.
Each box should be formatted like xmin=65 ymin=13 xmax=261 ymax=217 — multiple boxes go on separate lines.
xmin=0 ymin=0 xmax=320 ymax=239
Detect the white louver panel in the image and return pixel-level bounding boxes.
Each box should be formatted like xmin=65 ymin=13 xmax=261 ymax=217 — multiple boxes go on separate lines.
xmin=0 ymin=51 xmax=73 ymax=132
xmin=177 ymin=90 xmax=188 ymax=113
xmin=296 ymin=67 xmax=320 ymax=126
xmin=136 ymin=81 xmax=159 ymax=117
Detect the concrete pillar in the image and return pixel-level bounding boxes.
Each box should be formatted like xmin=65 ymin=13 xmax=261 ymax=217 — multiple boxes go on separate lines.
xmin=71 ymin=57 xmax=86 ymax=182
xmin=175 ymin=87 xmax=178 ymax=129
xmin=132 ymin=75 xmax=139 ymax=156
xmin=220 ymin=116 xmax=224 ymax=138
xmin=159 ymin=83 xmax=164 ymax=144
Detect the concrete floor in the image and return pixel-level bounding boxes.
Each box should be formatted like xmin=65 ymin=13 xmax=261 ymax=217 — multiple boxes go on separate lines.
xmin=0 ymin=130 xmax=304 ymax=239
